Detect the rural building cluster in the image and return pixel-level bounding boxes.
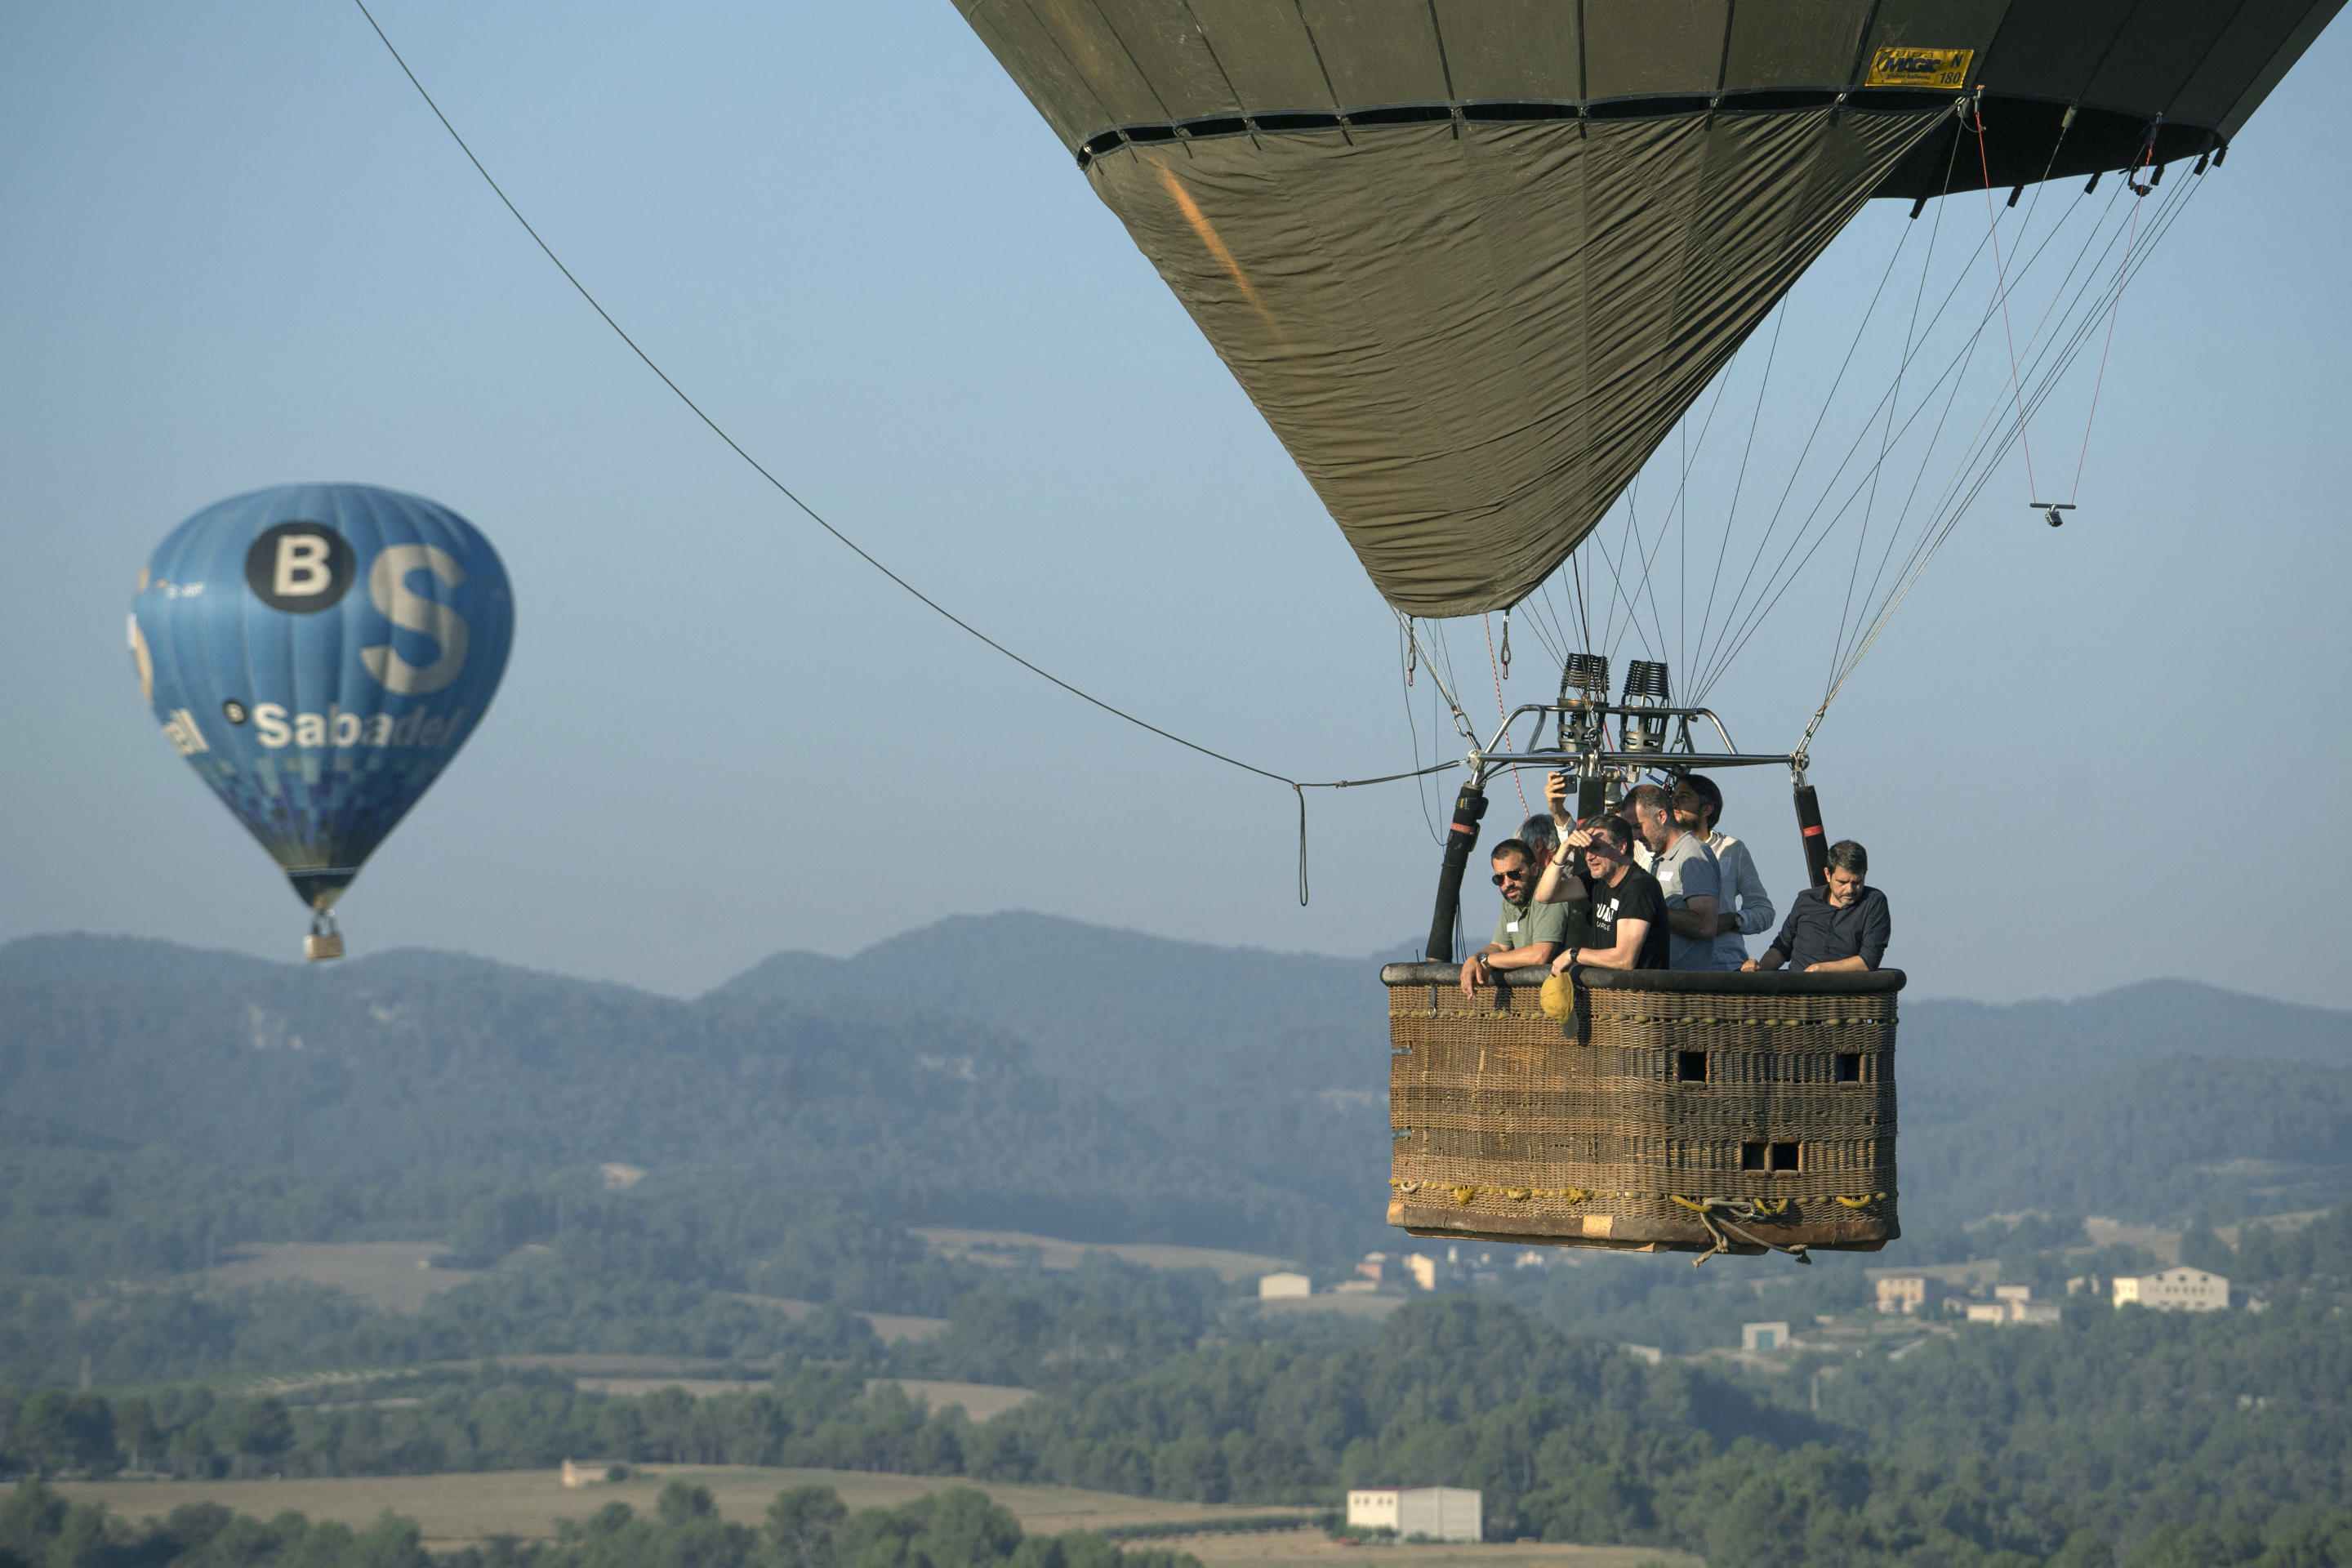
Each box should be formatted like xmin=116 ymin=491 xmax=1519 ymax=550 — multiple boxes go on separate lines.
xmin=1871 ymin=1266 xmax=2232 ymax=1321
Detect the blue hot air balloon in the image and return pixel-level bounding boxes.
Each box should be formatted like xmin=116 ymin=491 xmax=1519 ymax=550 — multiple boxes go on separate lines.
xmin=129 ymin=484 xmax=514 ymax=958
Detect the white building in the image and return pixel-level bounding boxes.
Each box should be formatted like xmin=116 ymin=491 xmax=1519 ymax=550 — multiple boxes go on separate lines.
xmin=561 ymin=1459 xmax=626 ymax=1488
xmin=1874 ymin=1275 xmax=1931 ymax=1314
xmin=1258 ymin=1272 xmax=1312 ymax=1299
xmin=1347 ymin=1487 xmax=1482 ymax=1542
xmin=1962 ymin=1285 xmax=2060 ymax=1325
xmin=2114 ymin=1268 xmax=2229 ymax=1312
xmin=1405 ymin=1254 xmax=1438 ymax=1291
xmin=1742 ymin=1321 xmax=1790 ymax=1353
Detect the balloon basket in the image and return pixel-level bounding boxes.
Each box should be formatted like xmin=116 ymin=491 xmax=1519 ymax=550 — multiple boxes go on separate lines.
xmin=1383 ymin=964 xmax=1903 ymax=1259
xmin=305 ymin=913 xmax=345 ymax=964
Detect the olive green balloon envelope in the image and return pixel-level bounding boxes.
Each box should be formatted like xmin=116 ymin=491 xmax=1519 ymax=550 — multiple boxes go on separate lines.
xmin=956 ymin=0 xmax=2345 ymax=617
xmin=1084 ymin=109 xmax=1938 ymax=617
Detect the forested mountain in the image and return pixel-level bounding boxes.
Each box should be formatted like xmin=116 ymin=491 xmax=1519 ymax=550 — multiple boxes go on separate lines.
xmin=6 ymin=922 xmax=2351 ymax=1258
xmin=14 ymin=924 xmax=2352 ymax=1565
xmin=719 ymin=914 xmax=1392 ymax=1224
xmin=0 ymin=932 xmax=1365 ymax=1258
xmin=723 ymin=916 xmax=2352 ymax=1229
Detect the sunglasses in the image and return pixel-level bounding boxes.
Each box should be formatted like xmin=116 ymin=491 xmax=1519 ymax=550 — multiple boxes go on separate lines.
xmin=1491 ymin=867 xmax=1531 ymax=885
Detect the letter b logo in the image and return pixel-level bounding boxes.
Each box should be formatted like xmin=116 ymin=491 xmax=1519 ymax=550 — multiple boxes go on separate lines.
xmin=246 ymin=523 xmax=354 ymax=612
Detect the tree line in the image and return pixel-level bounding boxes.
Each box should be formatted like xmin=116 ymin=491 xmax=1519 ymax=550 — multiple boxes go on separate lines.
xmin=0 ymin=1476 xmax=1207 ymax=1568
xmin=14 ymin=1294 xmax=2352 ymax=1566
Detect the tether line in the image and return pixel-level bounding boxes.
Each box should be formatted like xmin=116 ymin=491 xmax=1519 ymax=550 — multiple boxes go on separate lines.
xmin=350 ymin=0 xmax=1448 ymax=903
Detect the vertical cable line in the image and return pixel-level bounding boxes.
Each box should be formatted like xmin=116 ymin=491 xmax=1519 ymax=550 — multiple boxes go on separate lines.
xmin=1806 ymin=172 xmax=2202 ymax=726
xmin=1698 ymin=158 xmax=2114 ymax=693
xmin=1702 ymin=185 xmax=2114 ymax=697
xmin=1976 ymin=100 xmax=2041 ymax=497
xmin=1698 ymin=170 xmax=2137 ymax=699
xmin=1831 ymin=166 xmax=1944 ymax=695
xmin=1688 ymin=301 xmax=1785 ymax=671
xmin=2069 ymin=143 xmax=2149 ymax=500
xmin=1829 ymin=110 xmax=2080 ymax=688
xmin=1690 ymin=115 xmax=1966 ymax=693
xmin=1685 ymin=212 xmax=1915 ymax=691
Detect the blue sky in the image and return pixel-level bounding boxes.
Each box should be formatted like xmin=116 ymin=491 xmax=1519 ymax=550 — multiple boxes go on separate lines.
xmin=3 ymin=2 xmax=2346 ymax=1004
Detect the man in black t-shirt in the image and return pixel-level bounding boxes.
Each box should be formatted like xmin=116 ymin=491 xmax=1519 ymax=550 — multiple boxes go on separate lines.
xmin=1551 ymin=813 xmax=1670 ymax=972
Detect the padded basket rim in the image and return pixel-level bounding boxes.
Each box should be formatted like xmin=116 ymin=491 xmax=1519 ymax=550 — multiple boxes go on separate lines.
xmin=1380 ymin=961 xmax=1905 ymax=995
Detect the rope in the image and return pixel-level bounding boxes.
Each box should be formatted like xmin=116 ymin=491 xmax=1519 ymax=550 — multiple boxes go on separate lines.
xmin=1976 ymin=95 xmax=2041 ymax=501
xmin=1831 ymin=96 xmax=2073 ymax=693
xmin=1804 ymin=172 xmax=2201 ymax=734
xmin=1686 ymin=207 xmax=1918 ymax=692
xmin=1402 ymin=614 xmax=1480 ymax=746
xmin=1690 ymin=301 xmax=1786 ymax=678
xmin=1400 ymin=621 xmax=1442 ymax=846
xmin=1483 ymin=615 xmax=1529 ymax=816
xmin=1671 ymin=1196 xmax=1815 ymax=1267
xmin=1706 ymin=161 xmax=2163 ymax=704
xmin=2070 ymin=143 xmax=2150 ymax=501
xmin=351 ymin=0 xmax=1458 ymax=907
xmin=1831 ymin=158 xmax=1946 ymax=697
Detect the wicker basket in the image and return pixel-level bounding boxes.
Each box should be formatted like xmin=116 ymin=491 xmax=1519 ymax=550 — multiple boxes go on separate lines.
xmin=1383 ymin=963 xmax=1903 ymax=1256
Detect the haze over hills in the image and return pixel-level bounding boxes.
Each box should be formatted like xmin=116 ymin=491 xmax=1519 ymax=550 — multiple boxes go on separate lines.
xmin=0 ymin=938 xmax=1360 ymax=1257
xmin=725 ymin=915 xmax=2352 ymax=1229
xmin=14 ymin=916 xmax=2352 ymax=1568
xmin=3 ymin=916 xmax=2350 ymax=1254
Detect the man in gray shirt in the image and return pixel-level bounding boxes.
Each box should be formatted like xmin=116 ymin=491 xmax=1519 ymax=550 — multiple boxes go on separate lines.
xmin=1677 ymin=774 xmax=1775 ymax=969
xmin=1622 ymin=783 xmax=1721 ymax=971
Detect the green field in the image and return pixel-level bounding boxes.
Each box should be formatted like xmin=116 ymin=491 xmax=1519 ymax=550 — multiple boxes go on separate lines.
xmin=52 ymin=1467 xmax=1307 ymax=1549
xmin=50 ymin=1468 xmax=1691 ymax=1566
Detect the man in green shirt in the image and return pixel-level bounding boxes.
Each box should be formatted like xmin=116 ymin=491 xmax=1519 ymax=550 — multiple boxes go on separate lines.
xmin=1459 ymin=838 xmax=1570 ymax=996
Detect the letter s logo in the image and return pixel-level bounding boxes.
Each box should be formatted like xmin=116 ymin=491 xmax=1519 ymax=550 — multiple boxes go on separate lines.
xmin=360 ymin=545 xmax=471 ymax=695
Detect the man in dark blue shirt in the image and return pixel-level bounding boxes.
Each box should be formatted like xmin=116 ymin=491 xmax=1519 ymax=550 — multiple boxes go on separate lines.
xmin=1744 ymin=840 xmax=1889 ymax=973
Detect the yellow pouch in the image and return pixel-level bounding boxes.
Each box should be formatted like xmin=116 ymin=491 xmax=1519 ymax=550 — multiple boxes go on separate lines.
xmin=1539 ymin=973 xmax=1578 ymax=1021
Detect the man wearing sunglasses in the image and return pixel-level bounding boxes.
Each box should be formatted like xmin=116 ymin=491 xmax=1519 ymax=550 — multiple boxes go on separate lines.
xmin=1459 ymin=838 xmax=1569 ymax=997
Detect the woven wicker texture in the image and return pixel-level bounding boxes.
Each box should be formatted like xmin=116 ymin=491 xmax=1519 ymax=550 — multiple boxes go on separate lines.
xmin=1388 ymin=969 xmax=1900 ymax=1252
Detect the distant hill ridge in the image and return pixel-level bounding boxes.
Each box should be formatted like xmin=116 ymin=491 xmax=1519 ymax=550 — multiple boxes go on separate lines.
xmin=4 ymin=917 xmax=2350 ymax=1232
xmin=720 ymin=914 xmax=2352 ymax=1106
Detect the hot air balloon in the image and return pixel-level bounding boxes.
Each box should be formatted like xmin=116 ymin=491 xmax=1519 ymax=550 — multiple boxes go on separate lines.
xmin=129 ymin=484 xmax=514 ymax=961
xmin=958 ymin=1 xmax=2343 ymax=1258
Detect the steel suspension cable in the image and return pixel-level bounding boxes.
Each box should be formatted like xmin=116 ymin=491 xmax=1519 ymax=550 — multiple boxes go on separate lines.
xmin=1695 ymin=165 xmax=2123 ymax=698
xmin=352 ymin=0 xmax=1457 ymax=906
xmin=1811 ymin=175 xmax=2203 ymax=729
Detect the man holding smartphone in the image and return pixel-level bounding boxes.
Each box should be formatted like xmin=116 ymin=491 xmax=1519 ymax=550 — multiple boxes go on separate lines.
xmin=1535 ymin=773 xmax=1668 ymax=972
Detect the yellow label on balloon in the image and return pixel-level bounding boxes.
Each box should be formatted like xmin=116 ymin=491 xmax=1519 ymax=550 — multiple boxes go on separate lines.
xmin=1864 ymin=47 xmax=1974 ymax=89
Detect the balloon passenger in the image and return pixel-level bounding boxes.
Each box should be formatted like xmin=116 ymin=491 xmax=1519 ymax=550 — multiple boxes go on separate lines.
xmin=1457 ymin=839 xmax=1568 ymax=996
xmin=1677 ymin=774 xmax=1776 ymax=970
xmin=1745 ymin=841 xmax=1889 ymax=973
xmin=1516 ymin=812 xmax=1559 ymax=875
xmin=1623 ymin=783 xmax=1722 ymax=970
xmin=1541 ymin=813 xmax=1668 ymax=972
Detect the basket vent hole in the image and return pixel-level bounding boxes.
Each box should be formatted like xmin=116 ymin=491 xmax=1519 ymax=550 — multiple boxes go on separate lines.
xmin=1740 ymin=1142 xmax=1765 ymax=1170
xmin=1770 ymin=1141 xmax=1801 ymax=1172
xmin=1677 ymin=1051 xmax=1708 ymax=1082
xmin=1835 ymin=1053 xmax=1861 ymax=1083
